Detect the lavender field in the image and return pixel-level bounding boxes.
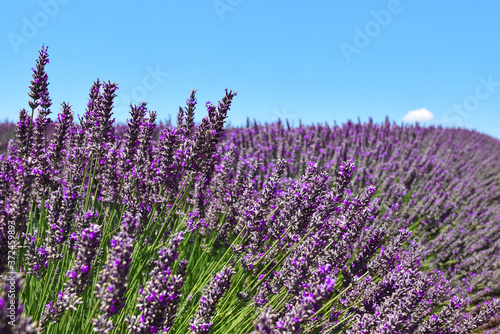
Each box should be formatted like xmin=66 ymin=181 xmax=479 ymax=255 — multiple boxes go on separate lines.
xmin=1 ymin=46 xmax=500 ymax=334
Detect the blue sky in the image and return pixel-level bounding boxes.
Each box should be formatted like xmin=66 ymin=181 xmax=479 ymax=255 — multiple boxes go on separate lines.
xmin=1 ymin=1 xmax=500 ymax=139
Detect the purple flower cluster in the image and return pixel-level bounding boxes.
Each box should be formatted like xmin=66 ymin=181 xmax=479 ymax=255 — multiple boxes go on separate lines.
xmin=80 ymin=79 xmax=118 ymax=154
xmin=44 ymin=186 xmax=79 ymax=259
xmin=38 ymin=223 xmax=102 ymax=331
xmin=127 ymin=232 xmax=186 ymax=334
xmin=190 ymin=266 xmax=234 ymax=334
xmin=92 ymin=215 xmax=137 ymax=333
xmin=27 ymin=44 xmax=51 ymax=113
xmin=211 ymin=119 xmax=500 ymax=331
xmin=22 ymin=231 xmax=49 ymax=278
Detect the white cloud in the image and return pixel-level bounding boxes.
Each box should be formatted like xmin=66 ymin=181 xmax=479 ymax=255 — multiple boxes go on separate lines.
xmin=402 ymin=108 xmax=434 ymax=122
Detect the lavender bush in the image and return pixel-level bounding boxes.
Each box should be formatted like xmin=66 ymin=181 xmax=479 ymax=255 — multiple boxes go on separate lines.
xmin=0 ymin=45 xmax=499 ymax=333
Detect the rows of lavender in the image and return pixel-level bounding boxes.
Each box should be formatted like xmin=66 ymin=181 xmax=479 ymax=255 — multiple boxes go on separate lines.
xmin=1 ymin=45 xmax=499 ymax=333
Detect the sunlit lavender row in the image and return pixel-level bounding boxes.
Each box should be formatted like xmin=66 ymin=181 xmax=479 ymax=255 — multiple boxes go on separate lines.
xmin=0 ymin=45 xmax=499 ymax=333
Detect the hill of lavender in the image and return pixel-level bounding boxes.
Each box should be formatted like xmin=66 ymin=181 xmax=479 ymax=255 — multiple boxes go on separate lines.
xmin=1 ymin=45 xmax=500 ymax=333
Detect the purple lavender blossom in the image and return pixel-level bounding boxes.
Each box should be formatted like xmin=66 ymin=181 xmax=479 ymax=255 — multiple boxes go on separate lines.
xmin=22 ymin=231 xmax=49 ymax=278
xmin=6 ymin=159 xmax=33 ymax=235
xmin=96 ymin=215 xmax=138 ymax=317
xmin=27 ymin=44 xmax=51 ymax=113
xmin=190 ymin=266 xmax=234 ymax=334
xmin=182 ymin=88 xmax=197 ymax=135
xmin=80 ymin=79 xmax=118 ymax=154
xmin=66 ymin=223 xmax=102 ymax=295
xmin=15 ymin=109 xmax=30 ymax=158
xmin=39 ymin=224 xmax=102 ymax=331
xmin=47 ymin=102 xmax=73 ymax=171
xmin=252 ymin=308 xmax=277 ymax=334
xmin=127 ymin=232 xmax=186 ymax=334
xmin=275 ymin=265 xmax=336 ymax=333
xmin=93 ymin=214 xmax=138 ymax=332
xmin=44 ymin=186 xmax=79 ymax=258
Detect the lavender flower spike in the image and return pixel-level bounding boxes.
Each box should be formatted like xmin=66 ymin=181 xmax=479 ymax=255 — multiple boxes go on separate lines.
xmin=92 ymin=214 xmax=138 ymax=333
xmin=190 ymin=266 xmax=235 ymax=334
xmin=39 ymin=224 xmax=102 ymax=332
xmin=15 ymin=108 xmax=30 ymax=157
xmin=66 ymin=223 xmax=102 ymax=295
xmin=28 ymin=44 xmax=51 ymax=113
xmin=252 ymin=308 xmax=277 ymax=334
xmin=128 ymin=232 xmax=186 ymax=334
